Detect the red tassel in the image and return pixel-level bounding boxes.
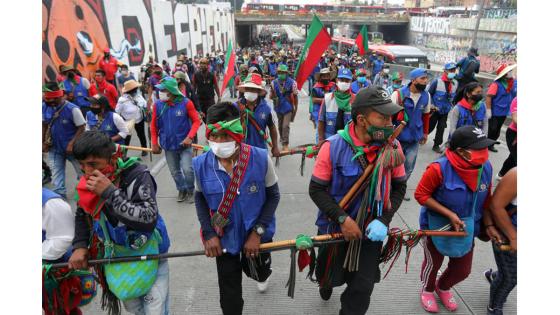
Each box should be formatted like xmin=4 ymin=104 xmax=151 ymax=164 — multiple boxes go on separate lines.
xmin=297 ymin=250 xmax=311 ymax=272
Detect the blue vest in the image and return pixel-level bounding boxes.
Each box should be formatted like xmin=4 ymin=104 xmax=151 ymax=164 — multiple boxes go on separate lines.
xmin=350 ymin=80 xmax=370 ymax=94
xmin=155 ymin=98 xmax=192 ymax=151
xmin=42 ymin=188 xmax=73 ymax=262
xmin=491 ymin=81 xmax=514 ymax=117
xmin=63 ymin=78 xmax=90 ymax=108
xmin=372 ymin=60 xmax=384 ymax=76
xmin=431 ymin=78 xmax=456 ymax=114
xmin=86 ymin=111 xmax=124 ymax=144
xmin=42 ymin=101 xmax=81 ymax=154
xmin=315 ymin=135 xmax=391 ymax=234
xmin=456 ymin=104 xmax=486 ymax=130
xmin=234 ymin=99 xmax=272 ymax=149
xmin=193 ymin=146 xmax=274 ymax=255
xmin=269 ymin=62 xmax=278 ymax=77
xmin=397 ymin=86 xmax=429 ymax=143
xmin=419 ymin=157 xmax=492 ymax=237
xmin=311 ymin=83 xmax=335 ymax=119
xmin=273 ymin=78 xmax=295 ymax=114
xmin=322 ymin=93 xmax=352 ymax=139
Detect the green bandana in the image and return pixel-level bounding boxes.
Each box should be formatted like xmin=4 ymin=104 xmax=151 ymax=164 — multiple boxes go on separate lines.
xmin=207 ymin=118 xmax=245 ymax=142
xmin=338 ymin=123 xmax=366 ymax=160
xmin=334 ymin=90 xmax=352 ymax=112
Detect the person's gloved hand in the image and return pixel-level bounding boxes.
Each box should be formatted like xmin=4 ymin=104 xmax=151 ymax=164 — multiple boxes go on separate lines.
xmin=366 ymin=219 xmax=388 ymax=242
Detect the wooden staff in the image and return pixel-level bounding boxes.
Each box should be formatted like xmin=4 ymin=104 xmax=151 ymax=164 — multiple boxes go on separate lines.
xmin=122 ymin=144 xmax=208 ymax=153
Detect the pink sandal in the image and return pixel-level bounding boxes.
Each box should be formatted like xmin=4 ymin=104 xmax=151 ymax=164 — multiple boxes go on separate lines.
xmin=420 ymin=290 xmax=440 ymax=313
xmin=435 ymin=286 xmax=458 ymax=312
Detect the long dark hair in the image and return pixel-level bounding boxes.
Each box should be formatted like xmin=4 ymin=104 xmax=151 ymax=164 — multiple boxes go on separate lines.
xmin=454 ymin=82 xmax=482 ymax=104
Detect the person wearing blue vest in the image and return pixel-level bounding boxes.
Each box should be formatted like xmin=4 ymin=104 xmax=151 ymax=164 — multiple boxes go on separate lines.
xmin=60 ymin=65 xmax=91 ymax=117
xmin=391 ymin=68 xmax=432 ymax=190
xmin=151 ymin=77 xmax=202 ymax=203
xmin=371 ymin=54 xmax=384 ymax=81
xmin=309 ymin=86 xmax=407 ymax=314
xmin=428 ymin=62 xmax=458 ymax=153
xmin=235 ymin=73 xmax=281 ymax=156
xmin=486 ymin=63 xmax=517 ymax=152
xmin=193 ymin=102 xmax=280 ymax=315
xmin=318 ymin=68 xmax=355 ymax=141
xmin=69 ymin=131 xmax=170 ymax=315
xmin=486 ymin=167 xmax=517 ymax=315
xmin=311 ymin=68 xmax=336 ymax=129
xmin=414 ymin=126 xmax=499 ymax=313
xmin=350 ymin=68 xmax=371 ymax=94
xmin=85 ymin=94 xmax=128 ymax=145
xmin=448 ymin=82 xmax=488 ymax=140
xmin=42 ymin=82 xmax=86 ymax=197
xmin=270 ymin=64 xmax=298 ymax=151
xmin=455 ymin=47 xmax=480 ymax=92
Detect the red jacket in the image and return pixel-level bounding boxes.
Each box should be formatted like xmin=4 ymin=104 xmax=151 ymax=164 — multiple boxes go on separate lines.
xmin=89 ymin=80 xmax=118 ymax=109
xmin=99 ymin=57 xmax=119 ymax=81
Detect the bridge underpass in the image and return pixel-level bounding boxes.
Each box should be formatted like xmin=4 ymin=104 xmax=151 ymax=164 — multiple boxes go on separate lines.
xmin=235 ymin=13 xmax=409 ymax=47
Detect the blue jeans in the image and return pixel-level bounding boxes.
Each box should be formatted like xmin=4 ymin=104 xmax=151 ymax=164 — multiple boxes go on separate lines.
xmin=47 ymin=150 xmax=82 ymax=197
xmin=400 ymin=141 xmax=419 ymax=180
xmin=164 ymin=147 xmax=194 ymax=193
xmin=122 ymin=260 xmax=170 ymax=315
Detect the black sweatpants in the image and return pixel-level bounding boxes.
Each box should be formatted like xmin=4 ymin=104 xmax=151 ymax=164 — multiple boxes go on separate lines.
xmin=216 ymin=250 xmax=272 ymax=315
xmin=315 ymin=239 xmax=383 ymax=315
xmin=488 ymin=116 xmax=507 ymax=141
xmin=124 ymin=119 xmax=147 ymax=148
xmin=499 ymin=128 xmax=517 ymax=176
xmin=428 ymin=112 xmax=448 ymax=147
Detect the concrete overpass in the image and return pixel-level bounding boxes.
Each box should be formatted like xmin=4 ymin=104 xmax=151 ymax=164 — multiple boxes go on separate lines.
xmin=235 ymin=12 xmax=410 ymax=47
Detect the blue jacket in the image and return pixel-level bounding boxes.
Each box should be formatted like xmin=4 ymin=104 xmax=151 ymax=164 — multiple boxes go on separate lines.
xmin=154 ymin=98 xmax=192 ymax=151
xmin=42 ymin=101 xmax=82 ymax=154
xmin=420 ymin=157 xmax=492 ymax=237
xmin=428 ymin=78 xmax=456 ymax=115
xmin=316 ymin=134 xmax=395 ymax=234
xmin=193 ymin=145 xmax=275 ymax=255
xmin=372 ymin=60 xmax=384 ymax=76
xmin=63 ymin=78 xmax=90 ymax=108
xmin=42 ymin=188 xmax=73 ymax=262
xmin=234 ymin=98 xmax=272 ymax=149
xmin=350 ymin=80 xmax=371 ymax=94
xmin=396 ymin=85 xmax=430 ymax=143
xmin=491 ymin=81 xmax=514 ymax=117
xmin=86 ymin=111 xmax=124 ymax=144
xmin=272 ymin=77 xmax=295 ymax=114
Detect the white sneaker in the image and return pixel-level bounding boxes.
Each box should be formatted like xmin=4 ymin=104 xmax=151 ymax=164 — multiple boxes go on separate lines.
xmin=257 ymin=272 xmax=271 ymax=293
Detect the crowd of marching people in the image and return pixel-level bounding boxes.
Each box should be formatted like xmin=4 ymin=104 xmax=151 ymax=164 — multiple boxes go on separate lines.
xmin=42 ymin=39 xmax=517 ymax=315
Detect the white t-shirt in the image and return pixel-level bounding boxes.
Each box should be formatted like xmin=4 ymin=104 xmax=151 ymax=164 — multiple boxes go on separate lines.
xmin=42 ymin=198 xmax=75 ymax=260
xmin=116 ymin=93 xmax=147 ymax=123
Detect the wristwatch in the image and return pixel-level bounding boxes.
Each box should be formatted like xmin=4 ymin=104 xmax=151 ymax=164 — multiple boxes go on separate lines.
xmin=337 ymin=214 xmax=348 ymax=225
xmin=253 ymin=224 xmax=266 ymax=236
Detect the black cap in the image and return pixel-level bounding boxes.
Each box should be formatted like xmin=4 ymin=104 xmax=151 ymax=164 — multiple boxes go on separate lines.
xmin=87 ymin=94 xmax=110 ymax=108
xmin=449 ymin=126 xmax=497 ymax=150
xmin=352 ymin=86 xmax=402 ymax=116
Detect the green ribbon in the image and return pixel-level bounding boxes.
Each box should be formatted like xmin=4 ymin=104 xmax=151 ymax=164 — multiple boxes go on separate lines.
xmin=334 ymin=90 xmax=352 ymax=112
xmin=208 ymin=118 xmax=244 ymax=135
xmin=295 ymin=234 xmax=313 ymax=250
xmin=338 ymin=123 xmax=365 ymax=161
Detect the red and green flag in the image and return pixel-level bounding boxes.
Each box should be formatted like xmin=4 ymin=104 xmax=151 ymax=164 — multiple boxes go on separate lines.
xmin=355 ymin=25 xmax=369 ymax=56
xmin=220 ymin=40 xmax=235 ymax=97
xmin=294 ymin=15 xmax=332 ymax=90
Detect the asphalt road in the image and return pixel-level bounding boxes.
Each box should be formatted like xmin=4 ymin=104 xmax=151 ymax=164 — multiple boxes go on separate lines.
xmin=51 ymin=81 xmax=515 ymax=315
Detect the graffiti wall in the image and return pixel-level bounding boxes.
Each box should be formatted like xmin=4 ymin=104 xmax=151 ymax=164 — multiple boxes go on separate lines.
xmin=409 ymin=16 xmax=516 ymax=74
xmin=42 ymin=0 xmax=235 ymax=82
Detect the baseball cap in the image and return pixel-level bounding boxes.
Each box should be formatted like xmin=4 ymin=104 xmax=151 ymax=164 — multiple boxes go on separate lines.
xmin=352 ymin=86 xmax=402 ymax=116
xmin=337 ymin=68 xmax=352 ymax=80
xmin=449 ymin=126 xmax=497 ymax=150
xmin=409 ymin=68 xmax=428 ymax=80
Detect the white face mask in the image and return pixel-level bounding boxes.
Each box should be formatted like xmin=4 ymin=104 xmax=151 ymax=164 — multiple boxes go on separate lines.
xmin=244 ymin=91 xmax=258 ymax=102
xmin=337 ymin=81 xmax=350 ymax=92
xmin=383 ymin=69 xmax=390 ymax=74
xmin=159 ymin=92 xmax=170 ymax=102
xmin=209 ymin=140 xmax=237 ymax=158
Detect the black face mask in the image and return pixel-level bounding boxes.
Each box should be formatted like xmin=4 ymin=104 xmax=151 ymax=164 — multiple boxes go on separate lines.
xmin=45 ymin=101 xmax=57 ymax=107
xmin=128 ymin=88 xmax=138 ymax=96
xmin=154 ymin=71 xmax=162 ymax=76
xmin=90 ymin=107 xmax=102 ymax=114
xmin=414 ymin=83 xmax=427 ymax=91
xmin=104 ymin=53 xmax=110 ymax=58
xmin=67 ymin=72 xmax=75 ymax=79
xmin=469 ymin=94 xmax=483 ymax=102
xmin=320 ymin=79 xmax=330 ymax=85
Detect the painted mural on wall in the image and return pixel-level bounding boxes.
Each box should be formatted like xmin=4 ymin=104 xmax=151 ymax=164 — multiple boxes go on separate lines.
xmin=42 ymin=0 xmax=235 ymax=82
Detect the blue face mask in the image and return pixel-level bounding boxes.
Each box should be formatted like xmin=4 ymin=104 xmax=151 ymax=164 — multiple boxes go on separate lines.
xmin=447 ymin=73 xmax=456 ymax=79
xmin=358 ymin=76 xmax=366 ymax=83
xmin=393 ymin=83 xmax=402 ymax=89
